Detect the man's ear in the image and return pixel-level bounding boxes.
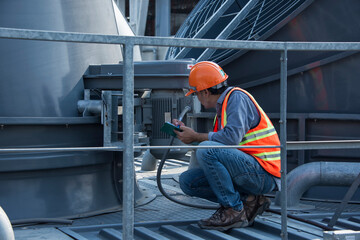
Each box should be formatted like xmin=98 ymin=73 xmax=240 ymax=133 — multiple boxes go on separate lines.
xmin=203 ymin=89 xmax=210 ymax=96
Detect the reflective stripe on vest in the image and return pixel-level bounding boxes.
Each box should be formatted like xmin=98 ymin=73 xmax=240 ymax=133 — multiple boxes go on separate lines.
xmin=213 ymin=87 xmax=281 ymax=177
xmin=239 ymin=125 xmax=277 ymax=145
xmin=253 ymin=151 xmax=281 ymax=161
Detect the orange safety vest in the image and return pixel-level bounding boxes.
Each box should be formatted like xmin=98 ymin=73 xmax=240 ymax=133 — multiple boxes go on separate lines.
xmin=213 ymin=87 xmax=281 ymax=177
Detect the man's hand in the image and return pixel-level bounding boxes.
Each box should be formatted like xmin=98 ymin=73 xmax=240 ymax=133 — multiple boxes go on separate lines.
xmin=175 ymin=126 xmax=199 ymax=144
xmin=172 ymin=119 xmax=185 ymax=127
xmin=172 ymin=119 xmax=208 ymax=144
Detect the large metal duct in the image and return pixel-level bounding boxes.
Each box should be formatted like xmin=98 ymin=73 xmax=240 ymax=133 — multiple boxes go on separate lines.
xmin=275 ymin=162 xmax=360 ymax=207
xmin=0 ymin=0 xmax=144 ymax=220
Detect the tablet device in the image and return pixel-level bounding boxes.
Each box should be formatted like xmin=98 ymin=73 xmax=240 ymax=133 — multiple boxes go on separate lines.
xmin=160 ymin=122 xmax=182 ymax=137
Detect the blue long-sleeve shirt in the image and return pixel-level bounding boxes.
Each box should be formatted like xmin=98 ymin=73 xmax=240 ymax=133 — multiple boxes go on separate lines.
xmin=207 ymin=87 xmax=281 ymax=189
xmin=208 ymin=87 xmax=260 ymax=144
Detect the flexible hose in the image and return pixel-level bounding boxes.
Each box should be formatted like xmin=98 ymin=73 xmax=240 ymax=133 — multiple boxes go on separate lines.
xmin=11 ymin=218 xmax=73 ymax=226
xmin=156 ymin=106 xmax=218 ymax=209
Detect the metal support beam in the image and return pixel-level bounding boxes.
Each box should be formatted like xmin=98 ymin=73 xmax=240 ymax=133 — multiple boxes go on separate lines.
xmin=155 ymin=0 xmax=171 ymax=36
xmin=280 ymin=48 xmax=288 ymax=240
xmin=129 ymin=0 xmax=138 ymax=33
xmin=129 ymin=0 xmax=149 ymax=36
xmin=102 ymin=91 xmax=120 ymax=146
xmin=328 ymin=172 xmax=360 ymax=228
xmin=115 ymin=0 xmax=126 ymax=17
xmin=122 ymin=43 xmax=135 ymax=240
xmin=297 ymin=117 xmax=306 ymax=166
xmin=137 ymin=0 xmax=149 ymax=36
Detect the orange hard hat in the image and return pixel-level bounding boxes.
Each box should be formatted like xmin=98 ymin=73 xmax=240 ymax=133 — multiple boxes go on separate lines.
xmin=185 ymin=61 xmax=228 ymax=96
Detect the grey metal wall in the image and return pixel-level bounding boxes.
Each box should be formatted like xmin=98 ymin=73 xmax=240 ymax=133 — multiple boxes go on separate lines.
xmin=223 ymin=0 xmax=360 ymax=173
xmin=0 ymin=0 xmax=126 ymax=220
xmin=167 ymin=0 xmax=360 ymax=201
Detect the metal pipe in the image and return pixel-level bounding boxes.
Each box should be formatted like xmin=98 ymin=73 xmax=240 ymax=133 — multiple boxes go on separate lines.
xmin=2 ymin=140 xmax=360 ymax=153
xmin=280 ymin=48 xmax=288 ymax=240
xmin=122 ymin=42 xmax=135 ymax=240
xmin=77 ymin=100 xmax=102 ymax=115
xmin=135 ymin=145 xmax=280 ymax=149
xmin=274 ymin=162 xmax=360 ymax=207
xmin=0 ymin=146 xmax=120 ymax=153
xmin=287 ymin=140 xmax=360 ymax=150
xmin=2 ymin=27 xmax=360 ymax=52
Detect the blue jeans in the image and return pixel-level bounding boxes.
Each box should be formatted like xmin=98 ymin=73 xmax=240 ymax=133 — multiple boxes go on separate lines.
xmin=179 ymin=141 xmax=276 ymax=211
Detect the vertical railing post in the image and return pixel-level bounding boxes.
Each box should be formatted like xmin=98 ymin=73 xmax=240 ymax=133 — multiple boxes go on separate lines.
xmin=122 ymin=42 xmax=135 ymax=240
xmin=280 ymin=47 xmax=288 ymax=240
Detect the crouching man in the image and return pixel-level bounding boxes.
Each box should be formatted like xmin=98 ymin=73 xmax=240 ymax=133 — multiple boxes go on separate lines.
xmin=173 ymin=61 xmax=281 ymax=231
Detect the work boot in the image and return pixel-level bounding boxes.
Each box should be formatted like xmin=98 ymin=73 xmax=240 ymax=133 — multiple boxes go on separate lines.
xmin=198 ymin=206 xmax=249 ymax=231
xmin=244 ymin=195 xmax=271 ymax=226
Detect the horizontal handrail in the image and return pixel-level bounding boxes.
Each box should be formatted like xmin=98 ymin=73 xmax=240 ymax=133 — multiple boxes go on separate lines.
xmin=1 ymin=27 xmax=360 ymax=51
xmin=1 ymin=140 xmax=360 ymax=153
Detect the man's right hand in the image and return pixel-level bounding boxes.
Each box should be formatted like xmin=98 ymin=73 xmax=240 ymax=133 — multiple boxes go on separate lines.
xmin=172 ymin=119 xmax=208 ymax=144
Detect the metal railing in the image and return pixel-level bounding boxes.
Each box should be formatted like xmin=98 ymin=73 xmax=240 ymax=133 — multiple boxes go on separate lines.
xmin=1 ymin=27 xmax=360 ymax=240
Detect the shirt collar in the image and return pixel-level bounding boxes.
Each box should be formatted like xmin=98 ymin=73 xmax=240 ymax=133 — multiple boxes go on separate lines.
xmin=216 ymin=87 xmax=233 ymax=113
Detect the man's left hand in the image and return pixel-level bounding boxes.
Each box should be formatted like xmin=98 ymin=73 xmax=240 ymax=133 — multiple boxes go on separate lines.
xmin=175 ymin=126 xmax=209 ymax=144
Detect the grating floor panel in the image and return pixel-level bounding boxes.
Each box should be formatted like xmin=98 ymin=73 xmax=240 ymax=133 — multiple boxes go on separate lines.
xmin=13 ymin=157 xmax=360 ymax=239
xmin=59 ymin=216 xmax=326 ymax=240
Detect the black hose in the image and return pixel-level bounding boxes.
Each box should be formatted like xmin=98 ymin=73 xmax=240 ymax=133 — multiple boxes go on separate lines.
xmin=12 ymin=218 xmax=73 ymax=226
xmin=156 ymin=106 xmax=218 ymax=210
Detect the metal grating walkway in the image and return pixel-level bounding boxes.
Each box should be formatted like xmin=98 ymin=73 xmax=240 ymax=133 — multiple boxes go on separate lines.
xmin=14 ymin=156 xmax=360 ymax=239
xmin=59 ymin=217 xmax=324 ymax=240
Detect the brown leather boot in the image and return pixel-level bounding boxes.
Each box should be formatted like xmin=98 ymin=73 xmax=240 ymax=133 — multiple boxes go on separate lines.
xmin=244 ymin=195 xmax=271 ymax=226
xmin=198 ymin=206 xmax=249 ymax=231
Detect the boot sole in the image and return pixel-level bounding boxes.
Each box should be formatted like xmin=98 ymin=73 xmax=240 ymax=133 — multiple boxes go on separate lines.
xmin=198 ymin=220 xmax=249 ymax=231
xmin=248 ymin=199 xmax=271 ymax=226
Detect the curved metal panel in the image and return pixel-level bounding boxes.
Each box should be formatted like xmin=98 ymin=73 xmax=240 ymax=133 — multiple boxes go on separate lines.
xmin=0 ymin=0 xmax=121 ymax=117
xmin=0 ymin=0 xmax=146 ymax=220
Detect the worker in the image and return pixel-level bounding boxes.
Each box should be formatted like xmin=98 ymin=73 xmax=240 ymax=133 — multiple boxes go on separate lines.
xmin=172 ymin=61 xmax=281 ymax=231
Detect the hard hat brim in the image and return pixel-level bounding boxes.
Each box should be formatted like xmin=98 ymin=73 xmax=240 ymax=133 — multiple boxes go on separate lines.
xmin=185 ymin=89 xmax=195 ymax=96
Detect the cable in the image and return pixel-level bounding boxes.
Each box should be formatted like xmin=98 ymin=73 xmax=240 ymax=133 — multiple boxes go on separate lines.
xmin=12 ymin=218 xmax=73 ymax=226
xmin=156 ymin=106 xmax=218 ymax=210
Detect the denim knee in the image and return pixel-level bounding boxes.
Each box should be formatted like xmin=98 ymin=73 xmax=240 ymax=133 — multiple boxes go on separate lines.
xmin=196 ymin=141 xmax=215 ymax=165
xmin=179 ymin=171 xmax=193 ymax=196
